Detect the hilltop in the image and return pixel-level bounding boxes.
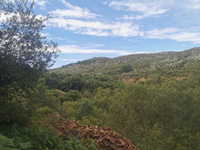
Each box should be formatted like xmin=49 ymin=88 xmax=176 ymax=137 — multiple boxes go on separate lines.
xmin=52 ymin=47 xmax=200 ymax=77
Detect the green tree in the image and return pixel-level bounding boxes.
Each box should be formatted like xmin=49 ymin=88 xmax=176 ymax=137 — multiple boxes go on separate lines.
xmin=28 ymin=78 xmax=59 ymax=112
xmin=60 ymin=90 xmax=82 ymax=103
xmin=77 ymin=101 xmax=94 ymax=120
xmin=118 ymin=64 xmax=133 ymax=74
xmin=59 ymin=74 xmax=85 ymax=92
xmin=0 ymin=0 xmax=58 ymax=125
xmin=0 ymin=0 xmax=58 ymax=89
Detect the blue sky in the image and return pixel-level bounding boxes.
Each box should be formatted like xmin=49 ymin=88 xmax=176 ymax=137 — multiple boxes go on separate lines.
xmin=32 ymin=0 xmax=200 ymax=68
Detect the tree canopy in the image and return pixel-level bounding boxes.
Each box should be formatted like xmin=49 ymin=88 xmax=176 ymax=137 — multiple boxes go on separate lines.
xmin=0 ymin=0 xmax=58 ymax=89
xmin=0 ymin=0 xmax=59 ymax=125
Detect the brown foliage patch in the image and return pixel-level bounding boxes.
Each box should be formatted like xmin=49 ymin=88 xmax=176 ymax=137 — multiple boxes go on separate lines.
xmin=47 ymin=113 xmax=139 ymax=150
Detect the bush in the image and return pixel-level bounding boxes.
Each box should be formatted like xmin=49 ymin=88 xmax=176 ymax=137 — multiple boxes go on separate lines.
xmin=0 ymin=134 xmax=17 ymax=150
xmin=60 ymin=90 xmax=82 ymax=103
xmin=65 ymin=137 xmax=97 ymax=150
xmin=0 ymin=124 xmax=97 ymax=150
xmin=0 ymin=126 xmax=32 ymax=150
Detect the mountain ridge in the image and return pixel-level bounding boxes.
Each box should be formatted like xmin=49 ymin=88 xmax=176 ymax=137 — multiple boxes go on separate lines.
xmin=52 ymin=47 xmax=200 ymax=76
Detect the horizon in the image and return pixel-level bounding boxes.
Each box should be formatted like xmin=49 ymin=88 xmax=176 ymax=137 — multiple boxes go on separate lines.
xmin=51 ymin=47 xmax=200 ymax=69
xmin=19 ymin=0 xmax=200 ymax=68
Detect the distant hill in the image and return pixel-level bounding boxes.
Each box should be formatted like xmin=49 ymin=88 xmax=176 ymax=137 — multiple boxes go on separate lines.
xmin=52 ymin=47 xmax=200 ymax=77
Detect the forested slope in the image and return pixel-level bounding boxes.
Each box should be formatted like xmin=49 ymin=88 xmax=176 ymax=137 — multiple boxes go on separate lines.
xmin=46 ymin=47 xmax=200 ymax=149
xmin=53 ymin=47 xmax=200 ymax=76
xmin=0 ymin=1 xmax=136 ymax=149
xmin=1 ymin=0 xmax=200 ymax=150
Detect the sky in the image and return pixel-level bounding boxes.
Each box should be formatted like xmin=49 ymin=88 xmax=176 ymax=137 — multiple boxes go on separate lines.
xmin=30 ymin=0 xmax=200 ymax=68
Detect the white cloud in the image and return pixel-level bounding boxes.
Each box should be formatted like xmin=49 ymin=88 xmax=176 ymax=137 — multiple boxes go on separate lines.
xmin=146 ymin=28 xmax=200 ymax=43
xmin=110 ymin=0 xmax=200 ymax=21
xmin=83 ymin=43 xmax=105 ymax=49
xmin=187 ymin=0 xmax=200 ymax=10
xmin=50 ymin=0 xmax=100 ymax=19
xmin=45 ymin=0 xmax=200 ymax=44
xmin=119 ymin=15 xmax=135 ymax=21
xmin=145 ymin=28 xmax=180 ymax=39
xmin=60 ymin=0 xmax=79 ymax=9
xmin=59 ymin=45 xmax=134 ymax=55
xmin=109 ymin=0 xmax=168 ymax=20
xmin=48 ymin=0 xmax=143 ymax=38
xmin=48 ymin=18 xmax=142 ymax=37
xmin=34 ymin=0 xmax=48 ymax=7
xmin=171 ymin=32 xmax=200 ymax=43
xmin=58 ymin=58 xmax=83 ymax=62
xmin=50 ymin=9 xmax=99 ymax=19
xmin=48 ymin=15 xmax=200 ymax=43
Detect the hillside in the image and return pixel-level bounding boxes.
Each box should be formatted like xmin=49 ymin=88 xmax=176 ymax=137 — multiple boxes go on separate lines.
xmin=45 ymin=58 xmax=200 ymax=149
xmin=2 ymin=1 xmax=200 ymax=149
xmin=52 ymin=47 xmax=200 ymax=77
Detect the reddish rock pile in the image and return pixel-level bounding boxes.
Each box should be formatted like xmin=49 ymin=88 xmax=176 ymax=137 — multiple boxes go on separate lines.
xmin=47 ymin=113 xmax=139 ymax=150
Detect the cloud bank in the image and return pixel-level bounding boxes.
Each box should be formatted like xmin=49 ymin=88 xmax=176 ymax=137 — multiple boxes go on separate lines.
xmin=59 ymin=45 xmax=134 ymax=55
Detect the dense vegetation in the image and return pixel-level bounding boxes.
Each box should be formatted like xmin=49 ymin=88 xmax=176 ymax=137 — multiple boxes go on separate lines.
xmin=0 ymin=0 xmax=96 ymax=149
xmin=3 ymin=67 xmax=200 ymax=149
xmin=44 ymin=69 xmax=200 ymax=150
xmin=1 ymin=0 xmax=200 ymax=150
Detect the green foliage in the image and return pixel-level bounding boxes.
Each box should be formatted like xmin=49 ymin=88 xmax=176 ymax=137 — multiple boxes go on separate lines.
xmin=59 ymin=74 xmax=200 ymax=149
xmin=26 ymin=126 xmax=66 ymax=150
xmin=60 ymin=90 xmax=82 ymax=103
xmin=60 ymin=101 xmax=78 ymax=120
xmin=0 ymin=92 xmax=30 ymax=126
xmin=0 ymin=0 xmax=58 ymax=92
xmin=28 ymin=78 xmax=60 ymax=111
xmin=0 ymin=0 xmax=58 ymax=71
xmin=118 ymin=64 xmax=133 ymax=74
xmin=33 ymin=106 xmax=55 ymax=120
xmin=77 ymin=100 xmax=94 ymax=120
xmin=59 ymin=88 xmax=113 ymax=126
xmin=1 ymin=11 xmax=200 ymax=149
xmin=0 ymin=0 xmax=58 ymax=126
xmin=46 ymin=73 xmax=119 ymax=93
xmin=0 ymin=124 xmax=98 ymax=150
xmin=107 ymin=78 xmax=200 ymax=149
xmin=59 ymin=74 xmax=85 ymax=92
xmin=0 ymin=126 xmax=32 ymax=150
xmin=65 ymin=137 xmax=97 ymax=150
xmin=0 ymin=134 xmax=17 ymax=150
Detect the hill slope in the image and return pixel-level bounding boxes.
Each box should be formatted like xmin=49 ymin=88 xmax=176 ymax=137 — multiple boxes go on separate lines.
xmin=52 ymin=47 xmax=200 ymax=77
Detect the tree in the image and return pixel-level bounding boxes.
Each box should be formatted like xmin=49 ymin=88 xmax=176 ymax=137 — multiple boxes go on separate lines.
xmin=60 ymin=90 xmax=82 ymax=103
xmin=0 ymin=0 xmax=58 ymax=88
xmin=0 ymin=0 xmax=59 ymax=125
xmin=59 ymin=74 xmax=85 ymax=92
xmin=118 ymin=64 xmax=133 ymax=74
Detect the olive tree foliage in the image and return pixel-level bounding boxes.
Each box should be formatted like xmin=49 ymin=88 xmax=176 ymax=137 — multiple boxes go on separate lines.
xmin=0 ymin=0 xmax=59 ymax=125
xmin=0 ymin=0 xmax=58 ymax=88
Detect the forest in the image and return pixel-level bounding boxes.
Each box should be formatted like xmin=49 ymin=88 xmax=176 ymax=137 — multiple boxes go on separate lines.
xmin=1 ymin=0 xmax=200 ymax=150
